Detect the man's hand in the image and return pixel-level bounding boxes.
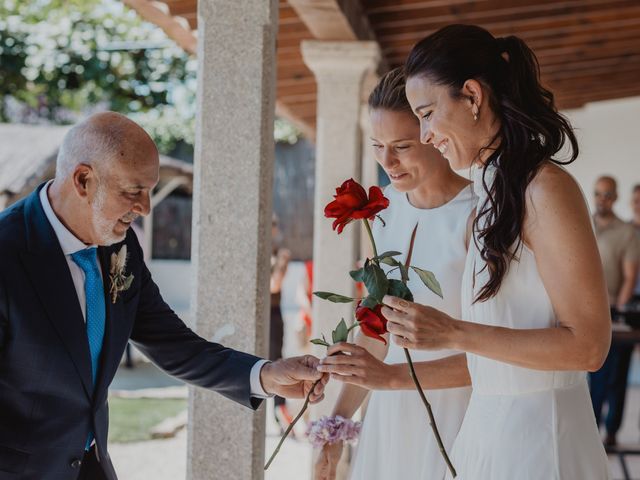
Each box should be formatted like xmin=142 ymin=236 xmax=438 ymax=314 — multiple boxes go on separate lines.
xmin=260 ymin=355 xmax=329 ymax=403
xmin=317 ymin=342 xmax=395 ymax=390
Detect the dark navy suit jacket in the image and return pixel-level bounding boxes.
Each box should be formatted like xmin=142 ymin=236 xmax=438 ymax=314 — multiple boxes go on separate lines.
xmin=0 ymin=186 xmax=262 ymax=479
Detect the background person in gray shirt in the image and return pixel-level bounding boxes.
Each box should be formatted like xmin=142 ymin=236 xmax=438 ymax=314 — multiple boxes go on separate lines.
xmin=589 ymin=175 xmax=640 ymax=446
xmin=631 ymin=184 xmax=640 ymax=298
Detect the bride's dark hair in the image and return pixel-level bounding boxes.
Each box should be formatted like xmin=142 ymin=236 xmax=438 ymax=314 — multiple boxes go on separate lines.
xmin=404 ymin=24 xmax=579 ymax=302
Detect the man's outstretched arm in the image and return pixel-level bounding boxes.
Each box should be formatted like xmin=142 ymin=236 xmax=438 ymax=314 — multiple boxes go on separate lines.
xmin=128 ymin=234 xmax=326 ymax=408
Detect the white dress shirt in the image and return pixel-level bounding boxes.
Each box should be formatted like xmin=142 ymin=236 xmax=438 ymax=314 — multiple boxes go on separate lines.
xmin=39 ymin=181 xmax=271 ymax=398
xmin=40 ymin=181 xmax=99 ymax=322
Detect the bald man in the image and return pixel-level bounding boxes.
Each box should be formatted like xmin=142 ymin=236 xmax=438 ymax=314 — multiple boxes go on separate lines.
xmin=589 ymin=175 xmax=640 ymax=447
xmin=0 ymin=112 xmax=327 ymax=480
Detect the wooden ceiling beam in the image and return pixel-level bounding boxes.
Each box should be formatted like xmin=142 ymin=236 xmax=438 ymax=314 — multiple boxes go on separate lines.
xmin=123 ymin=0 xmax=197 ymax=54
xmin=377 ymin=17 xmax=640 ymax=63
xmin=374 ymin=6 xmax=640 ymax=44
xmin=541 ymin=55 xmax=640 ymax=76
xmin=381 ymin=21 xmax=640 ymax=53
xmin=377 ymin=8 xmax=640 ymax=41
xmin=277 ymin=64 xmax=315 ymax=79
xmin=525 ymin=23 xmax=640 ymax=50
xmin=545 ymin=70 xmax=640 ymax=88
xmin=386 ymin=43 xmax=640 ymax=68
xmin=385 ymin=36 xmax=640 ymax=68
xmin=277 ymin=22 xmax=313 ymax=38
xmin=549 ymin=80 xmax=640 ymax=99
xmin=537 ymin=42 xmax=640 ymax=65
xmin=276 ymin=85 xmax=317 ymax=98
xmin=366 ymin=0 xmax=481 ymax=15
xmin=277 ymin=49 xmax=305 ymax=62
xmin=368 ymin=0 xmax=637 ymax=28
xmin=365 ymin=0 xmax=635 ymax=17
xmin=277 ymin=58 xmax=308 ymax=69
xmin=161 ymin=0 xmax=196 ymax=16
xmin=278 ymin=92 xmax=318 ymax=104
xmin=279 ymin=5 xmax=302 ymax=23
xmin=277 ymin=76 xmax=316 ymax=88
xmin=128 ymin=0 xmax=640 ymax=136
xmin=125 ymin=0 xmax=317 ymax=137
xmin=286 ymin=0 xmax=388 ymax=70
xmin=286 ymin=0 xmax=375 ymax=41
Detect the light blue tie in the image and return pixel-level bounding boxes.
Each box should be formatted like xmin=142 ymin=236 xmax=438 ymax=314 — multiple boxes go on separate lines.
xmin=71 ymin=247 xmax=106 ymax=450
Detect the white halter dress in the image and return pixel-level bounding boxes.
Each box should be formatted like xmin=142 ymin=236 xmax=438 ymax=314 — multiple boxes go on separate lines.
xmin=350 ymin=184 xmax=475 ymax=480
xmin=446 ymin=166 xmax=611 ymax=479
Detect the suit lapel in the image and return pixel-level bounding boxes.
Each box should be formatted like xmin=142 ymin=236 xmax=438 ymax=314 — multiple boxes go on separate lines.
xmin=20 ymin=187 xmax=93 ymax=398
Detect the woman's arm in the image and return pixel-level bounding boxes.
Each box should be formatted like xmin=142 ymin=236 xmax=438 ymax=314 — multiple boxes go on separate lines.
xmin=314 ymin=332 xmax=385 ymax=480
xmin=325 ymin=331 xmax=388 ymax=417
xmin=385 ymin=164 xmax=611 ymax=372
xmin=319 ymin=343 xmax=471 ymax=390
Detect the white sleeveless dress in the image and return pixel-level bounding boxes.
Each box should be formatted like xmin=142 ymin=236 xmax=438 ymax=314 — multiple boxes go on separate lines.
xmin=446 ymin=166 xmax=611 ymax=480
xmin=349 ymin=184 xmax=475 ymax=480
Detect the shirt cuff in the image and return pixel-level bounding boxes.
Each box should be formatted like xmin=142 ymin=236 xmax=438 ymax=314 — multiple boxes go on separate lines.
xmin=250 ymin=359 xmax=273 ymax=398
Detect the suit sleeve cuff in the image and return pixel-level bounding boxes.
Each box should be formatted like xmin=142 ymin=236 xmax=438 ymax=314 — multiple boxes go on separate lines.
xmin=250 ymin=359 xmax=273 ymax=398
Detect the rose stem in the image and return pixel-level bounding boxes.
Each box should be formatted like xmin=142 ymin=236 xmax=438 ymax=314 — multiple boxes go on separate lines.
xmin=403 ymin=348 xmax=457 ymax=477
xmin=362 ymin=219 xmax=378 ymax=259
xmin=401 ymin=223 xmax=456 ymax=477
xmin=264 ymin=378 xmax=321 ymax=470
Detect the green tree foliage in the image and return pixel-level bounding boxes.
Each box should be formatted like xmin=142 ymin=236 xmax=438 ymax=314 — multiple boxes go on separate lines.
xmin=0 ymin=0 xmax=196 ymax=152
xmin=0 ymin=0 xmax=300 ymax=152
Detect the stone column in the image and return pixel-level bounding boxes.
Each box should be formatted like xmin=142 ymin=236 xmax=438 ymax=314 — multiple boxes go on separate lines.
xmin=301 ymin=41 xmax=380 ymax=416
xmin=187 ymin=1 xmax=277 ymax=479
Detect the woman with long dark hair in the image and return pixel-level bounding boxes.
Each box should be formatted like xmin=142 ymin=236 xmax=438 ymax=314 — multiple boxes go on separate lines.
xmin=383 ymin=25 xmax=612 ymax=478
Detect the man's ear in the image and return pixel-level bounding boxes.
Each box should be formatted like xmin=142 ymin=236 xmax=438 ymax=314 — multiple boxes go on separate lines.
xmin=72 ymin=164 xmax=94 ymax=202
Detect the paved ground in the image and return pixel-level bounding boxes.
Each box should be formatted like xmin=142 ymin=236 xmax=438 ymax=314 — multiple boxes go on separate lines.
xmin=109 ymin=386 xmax=640 ymax=480
xmin=109 ymin=397 xmax=312 ymax=480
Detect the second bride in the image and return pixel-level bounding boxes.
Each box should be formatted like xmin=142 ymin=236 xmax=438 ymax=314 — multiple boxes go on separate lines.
xmin=314 ymin=67 xmax=476 ymax=480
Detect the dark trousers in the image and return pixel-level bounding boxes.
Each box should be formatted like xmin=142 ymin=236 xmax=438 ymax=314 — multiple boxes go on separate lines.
xmin=77 ymin=446 xmax=108 ymax=480
xmin=589 ymin=343 xmax=634 ymax=436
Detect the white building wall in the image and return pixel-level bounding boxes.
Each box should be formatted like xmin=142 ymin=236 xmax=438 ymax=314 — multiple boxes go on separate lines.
xmin=564 ymin=96 xmax=640 ymax=220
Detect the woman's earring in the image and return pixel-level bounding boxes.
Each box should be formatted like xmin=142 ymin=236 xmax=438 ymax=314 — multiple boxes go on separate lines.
xmin=472 ymin=104 xmax=479 ymax=121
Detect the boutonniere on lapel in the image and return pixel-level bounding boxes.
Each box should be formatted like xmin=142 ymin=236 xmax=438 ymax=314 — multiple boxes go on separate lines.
xmin=109 ymin=245 xmax=134 ymax=304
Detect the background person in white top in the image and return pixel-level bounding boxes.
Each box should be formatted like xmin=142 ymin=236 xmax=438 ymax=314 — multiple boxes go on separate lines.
xmin=314 ymin=68 xmax=475 ymax=480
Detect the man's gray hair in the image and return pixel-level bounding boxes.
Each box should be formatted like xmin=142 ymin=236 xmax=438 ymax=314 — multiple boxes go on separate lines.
xmin=55 ymin=114 xmax=130 ymax=180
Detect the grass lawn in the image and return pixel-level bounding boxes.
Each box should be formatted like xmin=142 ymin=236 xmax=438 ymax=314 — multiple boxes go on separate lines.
xmin=108 ymin=397 xmax=187 ymax=444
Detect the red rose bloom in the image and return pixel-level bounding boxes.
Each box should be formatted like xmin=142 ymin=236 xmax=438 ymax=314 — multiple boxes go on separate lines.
xmin=324 ymin=178 xmax=389 ymax=234
xmin=355 ymin=303 xmax=388 ymax=344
